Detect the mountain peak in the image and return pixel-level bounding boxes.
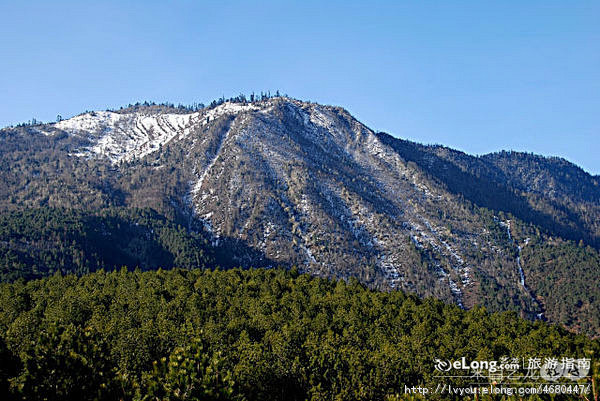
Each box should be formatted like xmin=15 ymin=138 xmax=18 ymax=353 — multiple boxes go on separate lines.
xmin=31 ymin=98 xmax=365 ymax=165
xmin=2 ymin=97 xmax=599 ymax=335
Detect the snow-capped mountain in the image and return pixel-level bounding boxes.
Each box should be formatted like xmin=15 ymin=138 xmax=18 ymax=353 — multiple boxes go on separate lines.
xmin=2 ymin=96 xmax=599 ymax=334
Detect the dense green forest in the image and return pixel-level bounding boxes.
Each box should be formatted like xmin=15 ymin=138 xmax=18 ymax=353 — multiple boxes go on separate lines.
xmin=0 ymin=268 xmax=598 ymax=400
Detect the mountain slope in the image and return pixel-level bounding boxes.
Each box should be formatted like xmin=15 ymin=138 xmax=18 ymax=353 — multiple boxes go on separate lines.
xmin=375 ymin=134 xmax=600 ymax=247
xmin=0 ymin=208 xmax=216 ymax=282
xmin=1 ymin=97 xmax=598 ymax=335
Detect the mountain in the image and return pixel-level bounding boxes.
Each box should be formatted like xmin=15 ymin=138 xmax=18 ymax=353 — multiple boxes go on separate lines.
xmin=1 ymin=97 xmax=598 ymax=335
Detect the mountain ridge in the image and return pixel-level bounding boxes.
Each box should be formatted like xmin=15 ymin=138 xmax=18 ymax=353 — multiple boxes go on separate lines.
xmin=9 ymin=97 xmax=598 ymax=174
xmin=1 ymin=96 xmax=598 ymax=335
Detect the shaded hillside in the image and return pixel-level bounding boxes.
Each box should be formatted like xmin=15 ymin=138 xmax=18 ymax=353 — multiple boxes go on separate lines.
xmin=376 ymin=133 xmax=600 ymax=248
xmin=0 ymin=208 xmax=215 ymax=282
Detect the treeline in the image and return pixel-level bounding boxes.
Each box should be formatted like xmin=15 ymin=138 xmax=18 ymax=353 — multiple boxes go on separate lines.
xmin=205 ymin=90 xmax=286 ymax=108
xmin=100 ymin=91 xmax=288 ymax=118
xmin=3 ymin=91 xmax=289 ymax=128
xmin=0 ymin=268 xmax=598 ymax=400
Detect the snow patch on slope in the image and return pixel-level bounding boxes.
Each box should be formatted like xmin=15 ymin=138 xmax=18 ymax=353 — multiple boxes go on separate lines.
xmin=39 ymin=102 xmax=268 ymax=164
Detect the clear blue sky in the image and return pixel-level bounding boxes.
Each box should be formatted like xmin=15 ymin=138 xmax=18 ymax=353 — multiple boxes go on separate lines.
xmin=1 ymin=1 xmax=598 ymax=174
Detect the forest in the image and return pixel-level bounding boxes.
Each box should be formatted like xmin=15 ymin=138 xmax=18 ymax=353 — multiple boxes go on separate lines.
xmin=0 ymin=268 xmax=598 ymax=400
xmin=0 ymin=208 xmax=215 ymax=282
